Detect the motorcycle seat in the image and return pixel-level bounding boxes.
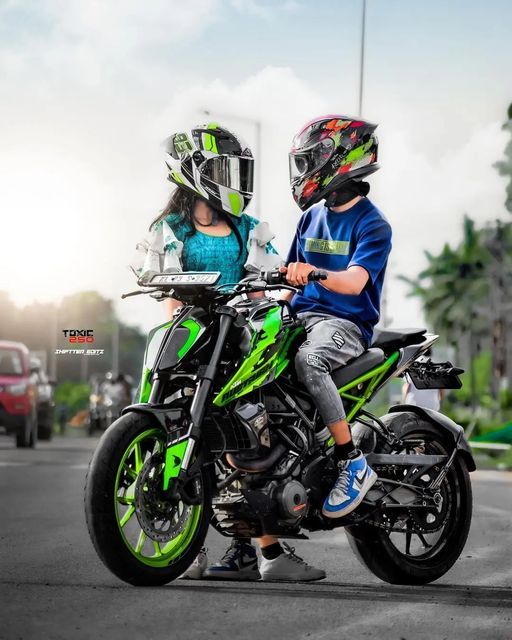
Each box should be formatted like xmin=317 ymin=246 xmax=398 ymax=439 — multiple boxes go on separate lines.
xmin=371 ymin=328 xmax=427 ymax=351
xmin=331 ymin=348 xmax=385 ymax=389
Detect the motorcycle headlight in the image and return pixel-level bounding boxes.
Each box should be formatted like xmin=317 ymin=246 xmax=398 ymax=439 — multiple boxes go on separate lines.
xmin=9 ymin=382 xmax=27 ymax=396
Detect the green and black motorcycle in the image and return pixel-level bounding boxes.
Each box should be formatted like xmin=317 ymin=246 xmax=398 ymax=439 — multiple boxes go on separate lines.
xmin=84 ymin=269 xmax=474 ymax=586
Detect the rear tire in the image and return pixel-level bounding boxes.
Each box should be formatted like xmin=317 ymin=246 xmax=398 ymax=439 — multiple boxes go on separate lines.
xmin=346 ymin=417 xmax=472 ymax=585
xmin=84 ymin=411 xmax=212 ymax=586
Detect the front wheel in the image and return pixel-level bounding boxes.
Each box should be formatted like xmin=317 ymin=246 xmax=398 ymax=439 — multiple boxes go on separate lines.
xmin=84 ymin=411 xmax=212 ymax=586
xmin=346 ymin=417 xmax=473 ymax=585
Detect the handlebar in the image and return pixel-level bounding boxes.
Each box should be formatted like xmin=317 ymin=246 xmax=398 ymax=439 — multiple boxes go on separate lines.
xmin=262 ymin=268 xmax=328 ymax=286
xmin=122 ymin=268 xmax=328 ymax=301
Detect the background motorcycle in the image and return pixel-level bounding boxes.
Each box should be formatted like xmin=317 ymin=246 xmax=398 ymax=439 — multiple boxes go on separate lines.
xmin=84 ymin=269 xmax=474 ymax=586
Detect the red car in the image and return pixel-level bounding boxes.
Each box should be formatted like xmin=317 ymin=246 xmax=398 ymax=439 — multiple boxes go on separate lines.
xmin=0 ymin=341 xmax=38 ymax=447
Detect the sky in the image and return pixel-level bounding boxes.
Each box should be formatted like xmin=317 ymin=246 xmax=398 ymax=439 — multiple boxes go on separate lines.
xmin=0 ymin=0 xmax=511 ymax=332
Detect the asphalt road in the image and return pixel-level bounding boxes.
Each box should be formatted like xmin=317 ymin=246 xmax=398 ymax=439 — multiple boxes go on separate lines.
xmin=1 ymin=434 xmax=511 ymax=640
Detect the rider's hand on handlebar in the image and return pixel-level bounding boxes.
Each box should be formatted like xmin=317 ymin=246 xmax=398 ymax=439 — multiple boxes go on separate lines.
xmin=281 ymin=262 xmax=315 ymax=287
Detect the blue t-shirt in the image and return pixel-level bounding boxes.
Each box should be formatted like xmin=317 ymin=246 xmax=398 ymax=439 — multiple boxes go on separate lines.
xmin=287 ymin=198 xmax=392 ymax=346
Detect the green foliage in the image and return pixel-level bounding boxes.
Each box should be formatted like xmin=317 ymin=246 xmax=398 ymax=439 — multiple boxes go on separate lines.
xmin=54 ymin=382 xmax=90 ymax=413
xmin=398 ymin=215 xmax=491 ymax=346
xmin=494 ymin=102 xmax=512 ymax=214
xmin=0 ymin=289 xmax=146 ymax=383
xmin=456 ymin=350 xmax=492 ymax=406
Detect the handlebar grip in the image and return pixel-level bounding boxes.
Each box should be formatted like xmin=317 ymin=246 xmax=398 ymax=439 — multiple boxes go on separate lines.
xmin=261 ymin=268 xmax=327 ymax=286
xmin=308 ymin=270 xmax=328 ymax=282
xmin=262 ymin=268 xmax=285 ymax=285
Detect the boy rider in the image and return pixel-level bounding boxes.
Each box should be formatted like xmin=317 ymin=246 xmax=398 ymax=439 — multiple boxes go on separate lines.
xmin=198 ymin=115 xmax=392 ymax=582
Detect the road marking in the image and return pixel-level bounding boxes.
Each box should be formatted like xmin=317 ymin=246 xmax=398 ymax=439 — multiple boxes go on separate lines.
xmin=0 ymin=461 xmax=89 ymax=469
xmin=0 ymin=461 xmax=30 ymax=467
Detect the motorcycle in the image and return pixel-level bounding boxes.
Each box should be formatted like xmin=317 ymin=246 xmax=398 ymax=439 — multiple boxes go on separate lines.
xmin=84 ymin=269 xmax=474 ymax=586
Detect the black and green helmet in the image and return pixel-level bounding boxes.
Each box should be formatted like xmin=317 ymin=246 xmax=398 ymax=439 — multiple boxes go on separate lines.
xmin=164 ymin=123 xmax=254 ymax=217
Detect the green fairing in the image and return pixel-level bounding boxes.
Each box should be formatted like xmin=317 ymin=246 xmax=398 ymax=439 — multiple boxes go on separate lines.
xmin=214 ymin=306 xmax=298 ymax=406
xmin=178 ymin=318 xmax=201 ymax=358
xmin=138 ymin=320 xmax=174 ymax=402
xmin=163 ymin=439 xmax=189 ymax=491
xmin=138 ymin=367 xmax=152 ymax=403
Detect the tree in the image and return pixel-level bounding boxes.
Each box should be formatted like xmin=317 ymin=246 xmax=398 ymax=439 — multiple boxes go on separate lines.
xmin=401 ymin=214 xmax=512 ymax=414
xmin=494 ymin=103 xmax=512 ymax=214
xmin=0 ymin=290 xmax=146 ymax=384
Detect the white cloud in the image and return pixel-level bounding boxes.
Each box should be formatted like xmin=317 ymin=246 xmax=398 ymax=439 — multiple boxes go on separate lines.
xmin=229 ymin=0 xmax=300 ymax=20
xmin=0 ymin=0 xmax=508 ymax=336
xmin=0 ymin=0 xmax=222 ymax=89
xmin=373 ymin=119 xmax=508 ymax=327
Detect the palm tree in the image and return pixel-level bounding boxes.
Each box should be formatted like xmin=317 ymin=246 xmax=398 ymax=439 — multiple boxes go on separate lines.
xmin=400 ymin=216 xmax=490 ymax=409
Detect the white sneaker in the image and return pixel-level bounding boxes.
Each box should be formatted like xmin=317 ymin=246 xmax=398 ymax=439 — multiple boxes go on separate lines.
xmin=179 ymin=547 xmax=208 ymax=580
xmin=259 ymin=543 xmax=326 ymax=582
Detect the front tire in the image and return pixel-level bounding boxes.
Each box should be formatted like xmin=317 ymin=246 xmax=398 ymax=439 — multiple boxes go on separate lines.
xmin=84 ymin=411 xmax=212 ymax=586
xmin=346 ymin=417 xmax=472 ymax=585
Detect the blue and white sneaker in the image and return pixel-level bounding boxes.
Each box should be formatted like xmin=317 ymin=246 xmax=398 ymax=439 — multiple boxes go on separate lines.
xmin=322 ymin=450 xmax=377 ymax=519
xmin=203 ymin=539 xmax=260 ymax=581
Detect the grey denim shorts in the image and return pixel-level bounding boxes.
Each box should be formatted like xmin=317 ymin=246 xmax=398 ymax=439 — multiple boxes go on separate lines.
xmin=294 ymin=312 xmax=365 ymax=424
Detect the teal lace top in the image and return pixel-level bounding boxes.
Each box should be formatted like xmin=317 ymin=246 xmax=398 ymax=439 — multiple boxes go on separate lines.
xmin=165 ymin=213 xmax=277 ymax=286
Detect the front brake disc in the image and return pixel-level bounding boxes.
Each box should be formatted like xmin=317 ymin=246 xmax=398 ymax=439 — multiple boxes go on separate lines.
xmin=134 ymin=454 xmax=193 ymax=542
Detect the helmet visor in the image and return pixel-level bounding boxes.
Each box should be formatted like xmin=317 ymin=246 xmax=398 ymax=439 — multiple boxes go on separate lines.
xmin=289 ymin=137 xmax=334 ymax=180
xmin=202 ymin=156 xmax=254 ymax=194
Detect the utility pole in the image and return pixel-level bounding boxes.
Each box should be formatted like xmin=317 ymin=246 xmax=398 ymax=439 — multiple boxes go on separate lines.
xmin=358 ymin=0 xmax=367 ymax=116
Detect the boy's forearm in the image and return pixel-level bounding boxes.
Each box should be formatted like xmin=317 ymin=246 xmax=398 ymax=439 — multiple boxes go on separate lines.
xmin=320 ymin=267 xmax=368 ymax=296
xmin=284 ymin=261 xmax=369 ymax=296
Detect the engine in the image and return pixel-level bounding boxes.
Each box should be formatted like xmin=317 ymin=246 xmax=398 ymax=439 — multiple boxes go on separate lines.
xmin=272 ymin=480 xmax=308 ymax=520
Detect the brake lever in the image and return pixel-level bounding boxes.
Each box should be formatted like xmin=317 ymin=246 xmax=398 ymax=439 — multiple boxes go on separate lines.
xmin=121 ymin=289 xmax=151 ymax=299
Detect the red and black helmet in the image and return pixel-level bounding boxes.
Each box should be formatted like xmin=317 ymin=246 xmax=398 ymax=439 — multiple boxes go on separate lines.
xmin=289 ymin=115 xmax=379 ymax=211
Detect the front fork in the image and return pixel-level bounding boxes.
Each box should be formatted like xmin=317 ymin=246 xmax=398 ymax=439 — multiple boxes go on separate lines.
xmin=161 ymin=307 xmax=237 ymax=494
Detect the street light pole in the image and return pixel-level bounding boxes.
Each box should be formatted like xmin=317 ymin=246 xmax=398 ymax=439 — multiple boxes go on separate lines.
xmin=358 ymin=0 xmax=367 ymax=116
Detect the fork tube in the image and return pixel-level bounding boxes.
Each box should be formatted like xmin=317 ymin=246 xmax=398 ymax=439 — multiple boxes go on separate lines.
xmin=189 ymin=309 xmax=236 ymax=431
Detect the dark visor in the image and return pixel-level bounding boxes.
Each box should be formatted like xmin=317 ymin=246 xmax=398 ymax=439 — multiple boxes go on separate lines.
xmin=289 ymin=137 xmax=334 ymax=180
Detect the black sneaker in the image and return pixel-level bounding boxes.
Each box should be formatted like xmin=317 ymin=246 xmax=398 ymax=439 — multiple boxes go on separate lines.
xmin=203 ymin=539 xmax=260 ymax=581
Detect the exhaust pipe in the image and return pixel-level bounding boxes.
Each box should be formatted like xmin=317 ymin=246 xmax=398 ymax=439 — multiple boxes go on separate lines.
xmin=226 ymin=444 xmax=287 ymax=473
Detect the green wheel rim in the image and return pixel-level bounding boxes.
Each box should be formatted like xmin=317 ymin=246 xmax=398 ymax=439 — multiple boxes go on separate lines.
xmin=114 ymin=428 xmax=202 ymax=568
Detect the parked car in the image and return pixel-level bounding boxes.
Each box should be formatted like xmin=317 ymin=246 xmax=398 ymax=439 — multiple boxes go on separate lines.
xmin=0 ymin=341 xmax=38 ymax=447
xmin=30 ymin=356 xmax=56 ymax=441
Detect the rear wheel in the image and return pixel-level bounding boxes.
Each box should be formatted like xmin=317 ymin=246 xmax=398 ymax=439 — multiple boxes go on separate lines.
xmin=84 ymin=411 xmax=212 ymax=586
xmin=346 ymin=418 xmax=472 ymax=585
